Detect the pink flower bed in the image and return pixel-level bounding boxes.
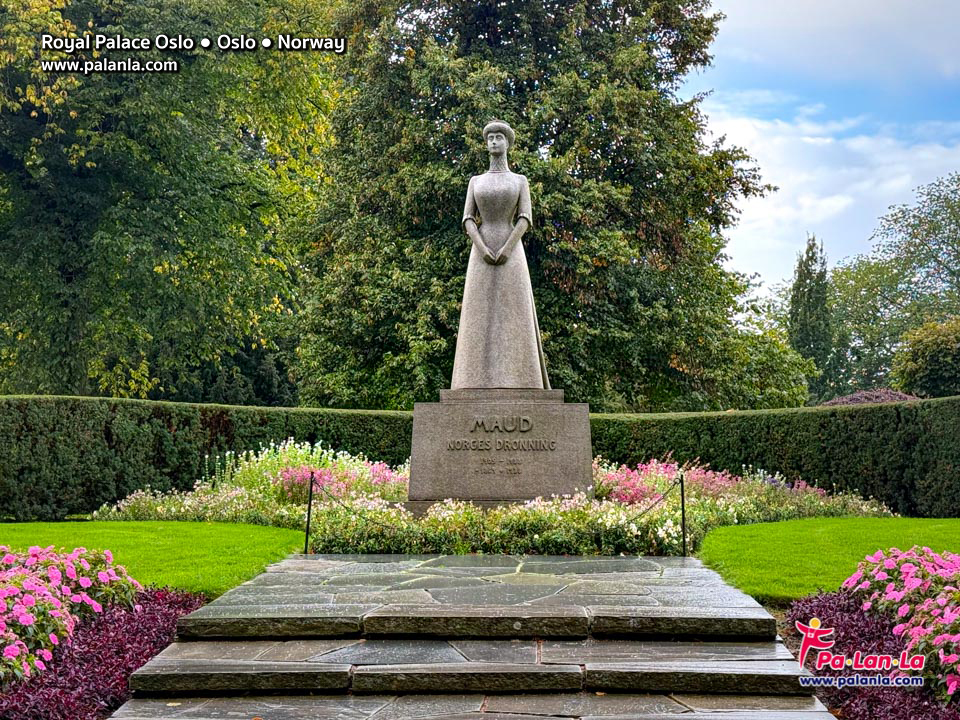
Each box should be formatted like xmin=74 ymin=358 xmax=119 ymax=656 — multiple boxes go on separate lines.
xmin=277 ymin=460 xmax=408 ymax=503
xmin=595 ymin=457 xmax=795 ymax=502
xmin=844 ymin=546 xmax=960 ymax=702
xmin=0 ymin=587 xmax=204 ymax=720
xmin=1 ymin=546 xmax=140 ymax=685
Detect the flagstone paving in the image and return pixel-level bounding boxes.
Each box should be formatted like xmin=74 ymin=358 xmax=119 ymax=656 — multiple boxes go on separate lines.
xmin=112 ymin=555 xmax=833 ymax=719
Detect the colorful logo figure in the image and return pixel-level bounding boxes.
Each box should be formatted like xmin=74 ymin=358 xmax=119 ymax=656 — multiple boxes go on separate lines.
xmin=795 ymin=617 xmax=836 ymax=666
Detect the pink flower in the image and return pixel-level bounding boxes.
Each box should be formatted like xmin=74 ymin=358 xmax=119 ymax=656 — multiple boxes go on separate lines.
xmin=16 ymin=612 xmax=35 ymax=626
xmin=862 ymin=601 xmax=873 ymax=611
xmin=1 ymin=554 xmax=15 ymax=564
xmin=893 ymin=623 xmax=907 ymax=636
xmin=47 ymin=567 xmax=62 ymax=585
xmin=21 ymin=594 xmax=35 ymax=608
xmin=898 ymin=603 xmax=911 ymax=617
xmin=2 ymin=645 xmax=19 ymax=658
xmin=104 ymin=550 xmax=113 ymax=564
xmin=49 ymin=633 xmax=58 ymax=646
xmin=97 ymin=571 xmax=109 ymax=583
xmin=947 ymin=674 xmax=960 ymax=696
xmin=39 ymin=649 xmax=52 ymax=661
xmin=78 ymin=576 xmax=92 ymax=588
xmin=34 ymin=659 xmax=46 ymax=671
xmin=867 ymin=550 xmax=885 ymax=563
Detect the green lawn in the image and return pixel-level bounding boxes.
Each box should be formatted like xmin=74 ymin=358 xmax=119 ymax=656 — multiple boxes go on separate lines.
xmin=0 ymin=521 xmax=302 ymax=598
xmin=699 ymin=517 xmax=960 ymax=606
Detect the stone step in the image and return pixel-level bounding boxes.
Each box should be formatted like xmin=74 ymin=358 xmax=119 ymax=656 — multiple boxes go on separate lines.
xmin=177 ymin=603 xmax=775 ymax=640
xmin=114 ymin=693 xmax=832 ymax=719
xmin=131 ymin=639 xmax=812 ymax=697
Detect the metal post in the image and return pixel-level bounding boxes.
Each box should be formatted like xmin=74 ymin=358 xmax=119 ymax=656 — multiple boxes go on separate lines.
xmin=304 ymin=474 xmax=316 ymax=555
xmin=680 ymin=471 xmax=687 ymax=557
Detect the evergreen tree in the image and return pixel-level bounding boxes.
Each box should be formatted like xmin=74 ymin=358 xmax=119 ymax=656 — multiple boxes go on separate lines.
xmin=297 ymin=0 xmax=773 ymax=411
xmin=787 ymin=235 xmax=832 ymax=400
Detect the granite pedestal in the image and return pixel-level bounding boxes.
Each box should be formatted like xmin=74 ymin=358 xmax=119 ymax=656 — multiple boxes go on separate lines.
xmin=407 ymin=389 xmax=592 ymax=509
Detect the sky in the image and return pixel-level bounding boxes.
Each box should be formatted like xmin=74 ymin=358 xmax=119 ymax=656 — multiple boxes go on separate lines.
xmin=682 ymin=0 xmax=960 ymax=294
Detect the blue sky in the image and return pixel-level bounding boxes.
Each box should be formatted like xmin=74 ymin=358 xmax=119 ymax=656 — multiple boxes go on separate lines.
xmin=682 ymin=0 xmax=960 ymax=293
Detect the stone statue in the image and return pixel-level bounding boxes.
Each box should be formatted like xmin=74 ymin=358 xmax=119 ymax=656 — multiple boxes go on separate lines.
xmin=451 ymin=120 xmax=551 ymax=390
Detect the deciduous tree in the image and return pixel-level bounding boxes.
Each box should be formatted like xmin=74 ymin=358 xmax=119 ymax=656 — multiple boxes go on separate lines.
xmin=297 ymin=0 xmax=773 ymax=411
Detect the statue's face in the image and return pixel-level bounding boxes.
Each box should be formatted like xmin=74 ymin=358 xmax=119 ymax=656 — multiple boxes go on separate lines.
xmin=486 ymin=131 xmax=508 ymax=155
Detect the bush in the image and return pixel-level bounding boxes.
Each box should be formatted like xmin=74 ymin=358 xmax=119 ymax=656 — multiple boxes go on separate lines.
xmin=0 ymin=395 xmax=411 ymax=521
xmin=99 ymin=445 xmax=892 ymax=556
xmin=2 ymin=393 xmax=959 ymax=519
xmin=591 ymin=395 xmax=960 ymax=517
xmin=893 ymin=317 xmax=960 ymax=399
xmin=786 ymin=546 xmax=960 ymax=716
xmin=0 ymin=587 xmax=204 ymax=720
xmin=787 ymin=590 xmax=960 ymax=720
xmin=1 ymin=546 xmax=141 ymax=686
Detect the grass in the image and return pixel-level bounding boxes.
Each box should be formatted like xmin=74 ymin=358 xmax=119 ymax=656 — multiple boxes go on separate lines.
xmin=0 ymin=521 xmax=302 ymax=598
xmin=698 ymin=517 xmax=960 ymax=606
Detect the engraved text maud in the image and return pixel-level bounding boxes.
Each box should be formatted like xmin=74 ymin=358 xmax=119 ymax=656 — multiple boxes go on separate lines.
xmin=470 ymin=415 xmax=533 ymax=432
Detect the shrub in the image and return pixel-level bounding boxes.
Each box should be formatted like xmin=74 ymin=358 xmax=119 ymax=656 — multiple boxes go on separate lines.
xmin=844 ymin=547 xmax=960 ymax=701
xmin=787 ymin=591 xmax=960 ymax=720
xmin=893 ymin=317 xmax=960 ymax=399
xmin=0 ymin=395 xmax=412 ymax=521
xmin=1 ymin=546 xmax=141 ymax=686
xmin=0 ymin=587 xmax=204 ymax=720
xmin=100 ymin=446 xmax=891 ymax=556
xmin=4 ymin=393 xmax=959 ymax=519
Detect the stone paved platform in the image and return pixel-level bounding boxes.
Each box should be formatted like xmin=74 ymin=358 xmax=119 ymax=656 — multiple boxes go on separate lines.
xmin=113 ymin=555 xmax=830 ymax=719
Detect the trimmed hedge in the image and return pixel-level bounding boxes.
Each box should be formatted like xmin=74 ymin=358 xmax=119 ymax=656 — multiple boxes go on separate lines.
xmin=0 ymin=395 xmax=411 ymax=521
xmin=1 ymin=394 xmax=958 ymax=520
xmin=592 ymin=396 xmax=960 ymax=518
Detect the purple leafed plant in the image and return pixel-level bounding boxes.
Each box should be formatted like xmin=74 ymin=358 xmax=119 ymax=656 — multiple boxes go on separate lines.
xmin=0 ymin=587 xmax=205 ymax=720
xmin=787 ymin=591 xmax=960 ymax=720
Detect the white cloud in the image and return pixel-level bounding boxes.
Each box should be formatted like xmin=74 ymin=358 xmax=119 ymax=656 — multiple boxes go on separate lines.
xmin=703 ymin=99 xmax=960 ymax=289
xmin=710 ymin=0 xmax=960 ymax=83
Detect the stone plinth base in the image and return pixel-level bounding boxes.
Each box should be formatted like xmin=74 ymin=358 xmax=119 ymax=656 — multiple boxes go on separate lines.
xmin=408 ymin=388 xmax=592 ymax=503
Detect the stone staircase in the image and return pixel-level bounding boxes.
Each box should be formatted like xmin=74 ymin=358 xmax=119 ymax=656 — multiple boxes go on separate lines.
xmin=111 ymin=554 xmax=831 ymax=719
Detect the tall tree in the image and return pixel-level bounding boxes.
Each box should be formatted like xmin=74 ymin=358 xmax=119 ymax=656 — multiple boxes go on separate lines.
xmin=827 ymin=173 xmax=960 ymax=392
xmin=0 ymin=0 xmax=334 ymax=398
xmin=787 ymin=235 xmax=831 ymax=400
xmin=297 ymin=0 xmax=773 ymax=412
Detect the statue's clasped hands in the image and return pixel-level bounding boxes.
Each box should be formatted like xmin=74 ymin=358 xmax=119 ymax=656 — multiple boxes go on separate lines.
xmin=466 ymin=217 xmax=527 ymax=266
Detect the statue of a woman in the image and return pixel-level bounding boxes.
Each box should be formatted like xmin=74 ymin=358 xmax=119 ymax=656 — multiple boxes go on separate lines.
xmin=451 ymin=121 xmax=551 ymax=390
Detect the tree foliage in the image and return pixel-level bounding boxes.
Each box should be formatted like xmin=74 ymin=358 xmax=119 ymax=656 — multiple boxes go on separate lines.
xmin=892 ymin=317 xmax=960 ymax=399
xmin=827 ymin=173 xmax=960 ymax=393
xmin=0 ymin=0 xmax=334 ymax=399
xmin=296 ymin=0 xmax=776 ymax=412
xmin=787 ymin=235 xmax=830 ymax=400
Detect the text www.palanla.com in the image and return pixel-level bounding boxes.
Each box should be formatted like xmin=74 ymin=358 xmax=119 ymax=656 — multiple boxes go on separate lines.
xmin=799 ymin=673 xmax=925 ymax=689
xmin=40 ymin=57 xmax=179 ymax=75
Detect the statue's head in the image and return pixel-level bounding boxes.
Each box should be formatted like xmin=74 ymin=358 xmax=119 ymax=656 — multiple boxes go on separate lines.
xmin=482 ymin=120 xmax=515 ymax=153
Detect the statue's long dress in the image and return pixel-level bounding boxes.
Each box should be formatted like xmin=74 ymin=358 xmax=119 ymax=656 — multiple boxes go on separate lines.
xmin=451 ymin=171 xmax=551 ymax=389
